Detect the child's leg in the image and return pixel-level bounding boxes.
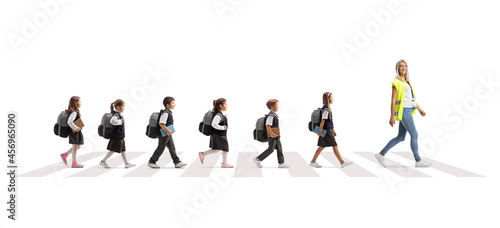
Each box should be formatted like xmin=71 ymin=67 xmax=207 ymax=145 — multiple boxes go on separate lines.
xmin=102 ymin=151 xmax=114 ymax=162
xmin=149 ymin=136 xmax=167 ymax=164
xmin=65 ymin=147 xmax=73 ymax=155
xmin=165 ymin=136 xmax=180 ymax=164
xmin=332 ymin=146 xmax=345 ymax=164
xmin=203 ymin=149 xmax=220 ymax=156
xmin=121 ymin=152 xmax=129 ymax=164
xmin=311 ymin=147 xmax=325 ymax=163
xmin=275 ymin=139 xmax=285 ymax=164
xmin=222 ymin=151 xmax=228 ymax=163
xmin=71 ymin=145 xmax=80 ymax=162
xmin=257 ymin=138 xmax=278 ymax=161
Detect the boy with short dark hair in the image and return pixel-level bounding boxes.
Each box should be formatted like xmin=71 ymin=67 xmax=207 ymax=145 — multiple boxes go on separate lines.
xmin=148 ymin=96 xmax=187 ymax=168
xmin=254 ymin=99 xmax=290 ymax=168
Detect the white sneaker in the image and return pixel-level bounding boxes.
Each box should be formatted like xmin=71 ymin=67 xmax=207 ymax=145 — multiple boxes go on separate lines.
xmin=148 ymin=163 xmax=160 ymax=168
xmin=99 ymin=160 xmax=110 ymax=168
xmin=375 ymin=153 xmax=386 ymax=167
xmin=125 ymin=163 xmax=136 ymax=168
xmin=253 ymin=157 xmax=262 ymax=168
xmin=175 ymin=162 xmax=187 ymax=168
xmin=415 ymin=160 xmax=432 ymax=167
xmin=278 ymin=163 xmax=290 ymax=168
xmin=341 ymin=160 xmax=353 ymax=168
xmin=310 ymin=162 xmax=322 ymax=168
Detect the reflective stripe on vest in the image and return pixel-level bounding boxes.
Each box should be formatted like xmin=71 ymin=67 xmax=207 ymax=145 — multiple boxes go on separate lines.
xmin=392 ymin=78 xmax=417 ymax=121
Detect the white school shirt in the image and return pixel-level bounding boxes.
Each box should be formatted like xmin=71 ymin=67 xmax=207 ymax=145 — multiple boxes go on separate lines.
xmin=322 ymin=108 xmax=330 ymax=119
xmin=110 ymin=111 xmax=123 ymax=126
xmin=159 ymin=109 xmax=172 ymax=125
xmin=211 ymin=111 xmax=227 ymax=131
xmin=403 ymin=81 xmax=416 ymax=108
xmin=266 ymin=111 xmax=278 ymax=126
xmin=67 ymin=111 xmax=79 ymax=131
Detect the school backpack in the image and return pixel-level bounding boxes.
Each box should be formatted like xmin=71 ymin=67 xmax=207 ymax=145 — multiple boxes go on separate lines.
xmin=253 ymin=115 xmax=268 ymax=142
xmin=53 ymin=110 xmax=70 ymax=138
xmin=98 ymin=111 xmax=119 ymax=139
xmin=145 ymin=109 xmax=164 ymax=138
xmin=198 ymin=110 xmax=214 ymax=136
xmin=308 ymin=108 xmax=322 ymax=131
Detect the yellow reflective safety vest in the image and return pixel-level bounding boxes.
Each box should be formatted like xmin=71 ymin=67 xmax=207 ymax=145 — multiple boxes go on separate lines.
xmin=392 ymin=78 xmax=416 ymax=121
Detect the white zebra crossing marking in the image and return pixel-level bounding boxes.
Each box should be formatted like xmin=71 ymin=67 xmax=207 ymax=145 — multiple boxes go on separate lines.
xmin=19 ymin=152 xmax=105 ymax=177
xmin=234 ymin=152 xmax=263 ymax=177
xmin=70 ymin=152 xmax=146 ymax=177
xmin=286 ymin=152 xmax=320 ymax=177
xmin=180 ymin=153 xmax=221 ymax=177
xmin=320 ymin=152 xmax=377 ymax=177
xmin=392 ymin=152 xmax=484 ymax=177
xmin=19 ymin=151 xmax=483 ymax=178
xmin=354 ymin=152 xmax=430 ymax=177
xmin=123 ymin=152 xmax=184 ymax=177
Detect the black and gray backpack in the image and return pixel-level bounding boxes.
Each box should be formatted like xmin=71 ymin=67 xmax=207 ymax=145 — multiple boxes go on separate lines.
xmin=308 ymin=108 xmax=322 ymax=131
xmin=53 ymin=110 xmax=70 ymax=138
xmin=98 ymin=111 xmax=119 ymax=139
xmin=199 ymin=110 xmax=214 ymax=136
xmin=253 ymin=114 xmax=268 ymax=142
xmin=145 ymin=109 xmax=164 ymax=138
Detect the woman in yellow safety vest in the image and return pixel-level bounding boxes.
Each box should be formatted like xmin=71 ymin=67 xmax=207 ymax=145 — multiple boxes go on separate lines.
xmin=375 ymin=59 xmax=432 ymax=168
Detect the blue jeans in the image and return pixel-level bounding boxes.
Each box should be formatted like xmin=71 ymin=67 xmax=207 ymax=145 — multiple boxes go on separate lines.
xmin=380 ymin=108 xmax=421 ymax=162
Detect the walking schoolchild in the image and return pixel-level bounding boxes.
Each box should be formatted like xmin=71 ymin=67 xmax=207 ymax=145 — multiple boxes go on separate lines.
xmin=60 ymin=96 xmax=85 ymax=168
xmin=198 ymin=98 xmax=234 ymax=168
xmin=253 ymin=99 xmax=290 ymax=168
xmin=309 ymin=92 xmax=353 ymax=168
xmin=148 ymin=96 xmax=187 ymax=168
xmin=99 ymin=99 xmax=136 ymax=168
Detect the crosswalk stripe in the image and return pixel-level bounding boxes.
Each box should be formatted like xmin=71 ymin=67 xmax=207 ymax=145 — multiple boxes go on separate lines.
xmin=70 ymin=152 xmax=146 ymax=177
xmin=234 ymin=152 xmax=263 ymax=177
xmin=286 ymin=152 xmax=320 ymax=177
xmin=321 ymin=152 xmax=377 ymax=177
xmin=180 ymin=152 xmax=221 ymax=177
xmin=123 ymin=152 xmax=184 ymax=177
xmin=354 ymin=152 xmax=431 ymax=177
xmin=393 ymin=152 xmax=484 ymax=177
xmin=19 ymin=152 xmax=105 ymax=177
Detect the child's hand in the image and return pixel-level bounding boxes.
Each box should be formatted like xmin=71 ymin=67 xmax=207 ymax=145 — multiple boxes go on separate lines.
xmin=167 ymin=129 xmax=173 ymax=136
xmin=224 ymin=125 xmax=227 ymax=130
xmin=76 ymin=127 xmax=81 ymax=132
xmin=333 ymin=129 xmax=337 ymax=136
xmin=317 ymin=131 xmax=323 ymax=137
xmin=121 ymin=118 xmax=125 ymax=123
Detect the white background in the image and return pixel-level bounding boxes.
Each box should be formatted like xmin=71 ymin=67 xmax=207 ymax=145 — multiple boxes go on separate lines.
xmin=1 ymin=0 xmax=499 ymax=227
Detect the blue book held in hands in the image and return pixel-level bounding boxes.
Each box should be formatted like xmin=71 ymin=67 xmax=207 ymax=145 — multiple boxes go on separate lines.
xmin=313 ymin=126 xmax=327 ymax=137
xmin=160 ymin=125 xmax=175 ymax=137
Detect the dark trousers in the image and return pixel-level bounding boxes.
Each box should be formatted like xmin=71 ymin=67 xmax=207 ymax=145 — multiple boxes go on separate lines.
xmin=149 ymin=135 xmax=180 ymax=164
xmin=257 ymin=138 xmax=284 ymax=164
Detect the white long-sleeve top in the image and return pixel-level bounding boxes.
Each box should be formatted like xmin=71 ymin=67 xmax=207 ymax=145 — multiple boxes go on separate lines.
xmin=110 ymin=111 xmax=123 ymax=125
xmin=67 ymin=111 xmax=79 ymax=131
xmin=211 ymin=111 xmax=227 ymax=131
